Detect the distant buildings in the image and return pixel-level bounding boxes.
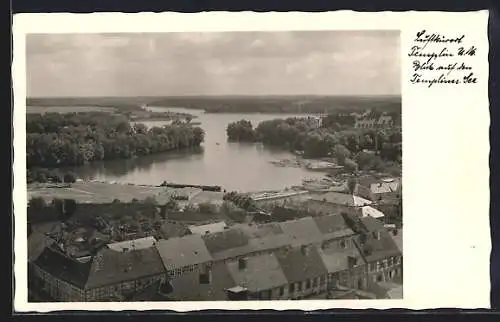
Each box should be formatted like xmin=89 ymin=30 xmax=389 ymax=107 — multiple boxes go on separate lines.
xmin=29 ymin=212 xmax=402 ymax=301
xmin=354 ymin=113 xmax=396 ymax=129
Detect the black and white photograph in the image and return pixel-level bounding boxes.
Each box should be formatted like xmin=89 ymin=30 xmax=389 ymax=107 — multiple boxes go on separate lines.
xmin=25 ymin=30 xmax=403 ymax=302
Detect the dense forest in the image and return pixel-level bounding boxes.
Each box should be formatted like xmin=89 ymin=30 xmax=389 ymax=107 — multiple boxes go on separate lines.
xmin=226 ymin=115 xmax=402 ymax=174
xmin=150 ymin=95 xmax=402 ymax=114
xmin=26 ymin=112 xmax=205 ymax=181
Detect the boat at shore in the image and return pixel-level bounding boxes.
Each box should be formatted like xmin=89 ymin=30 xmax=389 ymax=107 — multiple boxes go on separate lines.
xmin=304 ymin=160 xmax=344 ymax=171
xmin=268 ymin=159 xmax=302 ymax=168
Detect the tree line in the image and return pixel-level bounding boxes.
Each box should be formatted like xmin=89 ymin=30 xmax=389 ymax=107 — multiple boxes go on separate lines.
xmin=26 ymin=112 xmax=205 ymax=179
xmin=226 ymin=116 xmax=402 ymax=173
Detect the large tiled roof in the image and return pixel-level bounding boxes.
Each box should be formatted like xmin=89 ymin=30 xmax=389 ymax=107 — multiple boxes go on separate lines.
xmin=313 ymin=214 xmax=351 ymax=235
xmin=202 ymin=228 xmax=250 ymax=255
xmin=302 ymin=199 xmax=340 ymax=215
xmin=28 ymin=231 xmax=55 ymax=262
xmin=227 ymin=253 xmax=288 ymax=293
xmin=86 ymin=246 xmax=166 ymax=289
xmin=279 ymin=217 xmax=323 ymax=246
xmin=275 ymin=246 xmax=328 ymax=283
xmin=33 ymin=246 xmax=92 ymax=289
xmin=357 ymin=217 xmax=402 ymax=262
xmin=156 ymin=234 xmax=213 ymax=270
xmin=310 ymin=192 xmax=372 ymax=207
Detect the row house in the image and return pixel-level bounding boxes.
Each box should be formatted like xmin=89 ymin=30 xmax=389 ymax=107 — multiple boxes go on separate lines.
xmin=354 ymin=115 xmax=395 ymax=129
xmin=354 ymin=216 xmax=403 ymax=287
xmin=155 ymin=234 xmax=213 ymax=280
xmin=30 ymin=242 xmax=167 ymax=302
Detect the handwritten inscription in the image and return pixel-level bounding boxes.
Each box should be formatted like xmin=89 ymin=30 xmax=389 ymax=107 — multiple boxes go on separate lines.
xmin=409 ymin=30 xmax=477 ymax=88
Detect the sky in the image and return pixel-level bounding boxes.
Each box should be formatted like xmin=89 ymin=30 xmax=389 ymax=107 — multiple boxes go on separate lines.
xmin=26 ymin=31 xmax=401 ymax=97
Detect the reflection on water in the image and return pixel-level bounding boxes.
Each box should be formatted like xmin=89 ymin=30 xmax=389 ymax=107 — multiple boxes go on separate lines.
xmin=71 ymin=107 xmax=326 ymax=191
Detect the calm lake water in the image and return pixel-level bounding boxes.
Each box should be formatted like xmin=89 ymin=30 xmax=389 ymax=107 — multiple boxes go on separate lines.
xmin=71 ymin=107 xmax=327 ymax=192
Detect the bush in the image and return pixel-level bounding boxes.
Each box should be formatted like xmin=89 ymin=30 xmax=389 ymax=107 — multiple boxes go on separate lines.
xmin=63 ymin=172 xmax=77 ymax=183
xmin=198 ymin=202 xmax=217 ymax=214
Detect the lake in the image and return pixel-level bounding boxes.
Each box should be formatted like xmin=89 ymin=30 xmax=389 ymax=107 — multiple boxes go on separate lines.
xmin=70 ymin=107 xmax=327 ymax=192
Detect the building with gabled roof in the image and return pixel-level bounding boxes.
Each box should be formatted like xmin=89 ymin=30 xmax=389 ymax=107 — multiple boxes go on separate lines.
xmin=156 ymin=234 xmax=213 ymax=278
xmin=354 ymin=216 xmax=402 ymax=286
xmin=30 ymin=244 xmax=167 ymax=302
xmin=28 ymin=231 xmax=55 ymax=263
xmin=226 ymin=253 xmax=288 ymax=300
xmin=278 ymin=217 xmax=323 ymax=246
xmin=160 ymin=261 xmax=235 ymax=301
xmin=274 ymin=245 xmax=328 ymax=299
xmin=202 ymin=228 xmax=250 ymax=256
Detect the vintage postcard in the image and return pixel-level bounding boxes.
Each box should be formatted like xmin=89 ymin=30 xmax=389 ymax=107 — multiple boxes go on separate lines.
xmin=12 ymin=11 xmax=490 ymax=312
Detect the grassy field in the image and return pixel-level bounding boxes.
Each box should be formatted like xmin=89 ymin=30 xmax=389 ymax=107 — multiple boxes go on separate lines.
xmin=28 ymin=182 xmax=165 ymax=203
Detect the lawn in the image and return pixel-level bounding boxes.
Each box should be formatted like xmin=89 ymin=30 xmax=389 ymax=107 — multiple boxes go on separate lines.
xmin=28 ymin=182 xmax=165 ymax=203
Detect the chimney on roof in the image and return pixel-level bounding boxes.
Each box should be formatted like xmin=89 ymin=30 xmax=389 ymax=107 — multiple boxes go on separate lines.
xmin=238 ymin=258 xmax=247 ymax=270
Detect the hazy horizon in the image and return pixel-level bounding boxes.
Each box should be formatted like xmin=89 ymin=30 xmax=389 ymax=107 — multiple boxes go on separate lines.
xmin=27 ymin=31 xmax=401 ymax=97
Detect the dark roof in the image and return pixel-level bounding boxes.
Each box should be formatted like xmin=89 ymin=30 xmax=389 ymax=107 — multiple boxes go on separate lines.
xmin=318 ymin=244 xmax=365 ymax=274
xmin=313 ymin=214 xmax=351 ymax=235
xmin=33 ymin=246 xmax=92 ymax=289
xmin=202 ymin=228 xmax=250 ymax=255
xmin=86 ymin=247 xmax=166 ymax=289
xmin=156 ymin=235 xmax=213 ymax=270
xmin=166 ymin=262 xmax=235 ymax=301
xmin=278 ymin=217 xmax=323 ymax=246
xmin=32 ymin=221 xmax=62 ymax=234
xmin=357 ymin=217 xmax=401 ymax=262
xmin=302 ymin=199 xmax=340 ymax=215
xmin=226 ymin=253 xmax=288 ymax=292
xmin=309 ymin=192 xmax=371 ymax=207
xmin=275 ymin=246 xmax=328 ymax=283
xmin=28 ymin=231 xmax=55 ymax=262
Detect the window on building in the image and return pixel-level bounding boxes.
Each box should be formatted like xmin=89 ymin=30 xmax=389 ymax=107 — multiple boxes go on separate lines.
xmin=289 ymin=283 xmax=295 ymax=293
xmin=312 ymin=277 xmax=318 ymax=287
xmin=279 ymin=286 xmax=284 ymax=296
xmin=297 ymin=282 xmax=302 ymax=292
xmin=320 ymin=276 xmax=326 ymax=285
xmin=306 ymin=279 xmax=311 ymax=289
xmin=340 ymin=240 xmax=346 ymax=249
xmin=377 ymin=274 xmax=383 ymax=282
